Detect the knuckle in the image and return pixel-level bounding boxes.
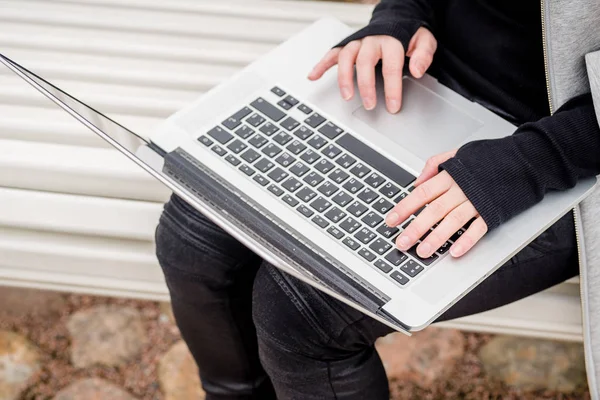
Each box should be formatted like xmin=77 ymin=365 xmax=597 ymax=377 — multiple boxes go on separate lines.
xmin=424 ymin=231 xmax=442 ymax=247
xmin=448 ymin=210 xmax=466 ymax=225
xmin=382 ymin=62 xmax=402 ymax=76
xmin=415 ymin=184 xmax=431 ymax=200
xmin=428 ymin=201 xmax=446 ymax=217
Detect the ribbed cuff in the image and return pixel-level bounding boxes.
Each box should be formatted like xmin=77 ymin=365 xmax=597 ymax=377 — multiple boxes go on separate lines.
xmin=334 ymin=20 xmax=422 ymax=52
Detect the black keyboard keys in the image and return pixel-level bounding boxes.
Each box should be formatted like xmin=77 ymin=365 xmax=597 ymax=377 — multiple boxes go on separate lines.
xmin=347 ymin=201 xmax=368 ymax=217
xmin=298 ymin=104 xmax=313 ymax=114
xmin=312 ymin=215 xmax=329 ymax=228
xmin=277 ymin=99 xmax=293 ymax=110
xmin=268 ymin=167 xmax=289 ymax=183
xmin=271 ymin=87 xmax=285 ymax=97
xmin=322 ymin=144 xmax=342 ymax=159
xmin=296 ymin=187 xmax=317 ymax=203
xmin=362 ymin=212 xmax=383 ymax=228
xmin=240 ymin=148 xmax=260 ymax=163
xmin=343 ymin=237 xmax=361 ymax=250
xmin=211 ymin=145 xmax=226 ymax=157
xmin=246 ymin=113 xmax=266 ymax=127
xmin=369 ymin=238 xmax=392 ymax=255
xmin=343 ymin=178 xmax=364 ymax=194
xmin=255 ymin=158 xmax=274 ymax=173
xmin=248 ymin=134 xmax=268 ymax=148
xmin=374 ymin=260 xmax=393 ymax=274
xmin=290 ymin=162 xmax=310 ymax=177
xmin=227 ymin=139 xmax=247 ymax=154
xmin=379 ymin=182 xmax=401 ymax=198
xmin=303 ymin=172 xmax=324 ymax=187
xmin=275 ymin=153 xmax=295 ymax=167
xmin=198 ymin=135 xmax=213 ymax=146
xmin=253 ymin=174 xmax=269 ymax=186
xmin=339 ymin=217 xmax=361 ymax=234
xmin=400 ymin=259 xmax=425 ymax=277
xmin=235 ymin=125 xmax=254 ymax=139
xmin=225 ymin=154 xmax=241 ymax=166
xmin=305 ymin=113 xmax=326 ymax=128
xmin=327 ymin=226 xmax=344 ymax=240
xmin=297 ymin=205 xmax=314 ymax=218
xmin=314 ymin=159 xmax=335 ymax=174
xmin=350 ymin=163 xmax=371 ymax=179
xmin=354 ymin=228 xmax=376 ymax=244
xmin=390 ymin=271 xmax=409 ymax=285
xmin=310 ymin=197 xmax=332 ymax=213
xmin=262 ymin=143 xmax=282 ymax=158
xmin=376 ymin=224 xmax=399 ymax=239
xmin=280 ymin=117 xmax=300 ymax=131
xmin=358 ymin=248 xmax=377 ymax=262
xmin=372 ymin=198 xmax=395 ymax=214
xmin=282 ymin=177 xmax=302 ymax=192
xmin=283 ymin=194 xmax=299 ymax=207
xmin=336 ymin=154 xmax=356 ymax=169
xmin=332 ymin=191 xmax=352 ymax=207
xmin=385 ymin=249 xmax=408 ymax=266
xmin=268 ymin=185 xmax=284 ymax=197
xmin=239 ymin=164 xmax=255 ymax=176
xmin=250 ymin=98 xmax=285 ymax=122
xmin=329 ymin=169 xmax=349 ymax=184
xmin=283 ymin=95 xmax=299 ymax=106
xmin=364 ymin=173 xmax=385 ymax=188
xmin=259 ymin=122 xmax=279 ymax=136
xmin=208 ymin=126 xmax=233 ymax=144
xmin=273 ymin=131 xmax=292 ymax=146
xmin=317 ymin=181 xmax=339 ymax=197
xmin=286 ymin=140 xmax=306 ymax=155
xmin=294 ymin=126 xmax=314 ymax=140
xmin=300 ymin=149 xmax=320 ymax=164
xmin=307 ymin=135 xmax=327 ymax=149
xmin=407 ymin=245 xmax=439 ymax=266
xmin=223 ymin=107 xmax=252 ymax=129
xmin=318 ymin=121 xmax=344 ymax=139
xmin=358 ymin=188 xmax=379 ymax=204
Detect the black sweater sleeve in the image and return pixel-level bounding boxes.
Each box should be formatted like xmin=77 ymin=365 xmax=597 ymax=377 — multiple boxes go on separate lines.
xmin=439 ymin=93 xmax=600 ymax=230
xmin=335 ymin=0 xmax=436 ymax=51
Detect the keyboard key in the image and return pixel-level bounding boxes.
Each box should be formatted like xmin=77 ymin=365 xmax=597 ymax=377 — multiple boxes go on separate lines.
xmin=273 ymin=132 xmax=293 ymax=146
xmin=227 ymin=139 xmax=247 ymax=154
xmin=437 ymin=241 xmax=452 ymax=255
xmin=298 ymin=104 xmax=313 ymax=114
xmin=310 ymin=197 xmax=332 ymax=213
xmin=318 ymin=121 xmax=344 ymax=139
xmin=271 ymin=87 xmax=286 ymax=97
xmin=450 ymin=229 xmax=466 ymax=242
xmin=290 ymin=162 xmax=310 ymax=177
xmin=322 ymin=144 xmax=342 ymax=159
xmin=305 ymin=113 xmax=326 ymax=128
xmin=329 ymin=169 xmax=349 ymax=184
xmin=255 ymin=158 xmax=274 ymax=173
xmin=385 ymin=249 xmax=408 ymax=266
xmin=284 ymin=95 xmax=299 ymax=106
xmin=240 ymin=148 xmax=261 ymax=163
xmin=347 ymin=201 xmax=368 ymax=217
xmin=314 ymin=159 xmax=335 ymax=174
xmin=312 ymin=215 xmax=329 ymax=228
xmin=327 ymin=226 xmax=345 ymax=240
xmin=354 ymin=228 xmax=376 ymax=244
xmin=408 ymin=185 xmax=416 ymax=192
xmin=211 ymin=145 xmax=227 ymax=157
xmin=400 ymin=259 xmax=425 ymax=277
xmin=340 ymin=217 xmax=361 ymax=234
xmin=336 ymin=154 xmax=356 ymax=169
xmin=364 ymin=173 xmax=385 ymax=188
xmin=296 ymin=187 xmax=317 ymax=203
xmin=294 ymin=126 xmax=314 ymax=140
xmin=248 ymin=134 xmax=268 ymax=148
xmin=250 ymin=98 xmax=285 ymax=122
xmin=407 ymin=245 xmax=439 ymax=266
xmin=223 ymin=107 xmax=252 ymax=129
xmin=337 ymin=133 xmax=415 ymax=188
xmin=390 ymin=271 xmax=409 ymax=285
xmin=267 ymin=167 xmax=289 ymax=183
xmin=376 ymin=224 xmax=399 ymax=239
xmin=268 ymin=184 xmax=284 ymax=197
xmin=394 ymin=192 xmax=408 ymax=203
xmin=246 ymin=113 xmax=266 ymax=127
xmin=277 ymin=99 xmax=293 ymax=110
xmin=350 ymin=163 xmax=371 ymax=179
xmin=402 ymin=219 xmax=414 ymax=229
xmin=374 ymin=259 xmax=393 ymax=274
xmin=300 ymin=149 xmax=321 ymax=164
xmin=208 ymin=126 xmax=233 ymax=144
xmin=286 ymin=140 xmax=307 ymax=155
xmin=358 ymin=188 xmax=379 ymax=204
xmin=225 ymin=154 xmax=241 ymax=166
xmin=198 ymin=135 xmax=213 ymax=146
xmin=332 ymin=191 xmax=353 ymax=207
xmin=379 ymin=182 xmax=401 ymax=198
xmin=238 ymin=164 xmax=255 ymax=176
xmin=261 ymin=143 xmax=282 ymax=158
xmin=358 ymin=248 xmax=377 ymax=262
xmin=343 ymin=178 xmax=364 ymax=194
xmin=414 ymin=205 xmax=426 ymax=216
xmin=275 ymin=153 xmax=295 ymax=168
xmin=343 ymin=237 xmax=361 ymax=251
xmin=282 ymin=177 xmax=302 ymax=192
xmin=307 ymin=135 xmax=328 ymax=149
xmin=283 ymin=194 xmax=299 ymax=207
xmin=372 ymin=198 xmax=395 ymax=214
xmin=317 ymin=181 xmax=339 ymax=197
xmin=235 ymin=125 xmax=255 ymax=139
xmin=369 ymin=238 xmax=392 ymax=255
xmin=303 ymin=172 xmax=324 ymax=187
xmin=259 ymin=122 xmax=279 ymax=136
xmin=253 ymin=174 xmax=269 ymax=186
xmin=280 ymin=117 xmax=300 ymax=131
xmin=362 ymin=212 xmax=383 ymax=228
xmin=297 ymin=205 xmax=314 ymax=218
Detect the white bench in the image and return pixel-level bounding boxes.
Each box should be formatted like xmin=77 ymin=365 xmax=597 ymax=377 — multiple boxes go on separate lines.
xmin=0 ymin=0 xmax=583 ymax=341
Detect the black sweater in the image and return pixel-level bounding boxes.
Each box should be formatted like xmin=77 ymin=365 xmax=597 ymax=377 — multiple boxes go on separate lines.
xmin=337 ymin=0 xmax=600 ymax=230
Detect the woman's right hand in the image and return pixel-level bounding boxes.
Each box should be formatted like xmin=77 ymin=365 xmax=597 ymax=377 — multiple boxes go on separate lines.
xmin=308 ymin=27 xmax=437 ymax=114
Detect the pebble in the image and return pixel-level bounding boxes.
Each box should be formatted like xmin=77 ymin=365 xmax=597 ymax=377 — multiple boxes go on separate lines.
xmin=0 ymin=287 xmax=66 ymax=317
xmin=375 ymin=327 xmax=465 ymax=388
xmin=0 ymin=331 xmax=41 ymax=400
xmin=66 ymin=305 xmax=147 ymax=368
xmin=53 ymin=378 xmax=138 ymax=400
xmin=479 ymin=335 xmax=588 ymax=392
xmin=159 ymin=341 xmax=205 ymax=400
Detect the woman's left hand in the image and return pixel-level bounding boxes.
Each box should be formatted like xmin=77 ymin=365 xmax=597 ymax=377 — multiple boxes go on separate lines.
xmin=385 ymin=149 xmax=489 ymax=258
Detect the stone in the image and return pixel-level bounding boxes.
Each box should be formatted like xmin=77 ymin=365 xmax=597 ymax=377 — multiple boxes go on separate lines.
xmin=159 ymin=341 xmax=205 ymax=400
xmin=53 ymin=378 xmax=137 ymax=400
xmin=479 ymin=335 xmax=587 ymax=392
xmin=66 ymin=305 xmax=147 ymax=368
xmin=159 ymin=302 xmax=175 ymax=325
xmin=0 ymin=286 xmax=66 ymax=317
xmin=0 ymin=331 xmax=41 ymax=400
xmin=375 ymin=327 xmax=465 ymax=388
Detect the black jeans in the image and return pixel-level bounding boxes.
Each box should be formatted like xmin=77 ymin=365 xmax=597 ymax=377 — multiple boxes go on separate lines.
xmin=155 ymin=194 xmax=578 ymax=400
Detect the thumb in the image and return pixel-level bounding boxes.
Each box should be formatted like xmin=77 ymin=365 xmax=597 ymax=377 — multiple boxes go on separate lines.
xmin=406 ymin=27 xmax=437 ymax=79
xmin=414 ymin=149 xmax=457 ymax=186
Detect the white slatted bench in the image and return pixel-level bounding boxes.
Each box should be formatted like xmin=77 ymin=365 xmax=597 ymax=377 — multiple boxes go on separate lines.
xmin=0 ymin=0 xmax=583 ymax=341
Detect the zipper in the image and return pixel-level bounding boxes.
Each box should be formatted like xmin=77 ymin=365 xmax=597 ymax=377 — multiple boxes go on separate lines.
xmin=540 ymin=0 xmax=554 ymax=115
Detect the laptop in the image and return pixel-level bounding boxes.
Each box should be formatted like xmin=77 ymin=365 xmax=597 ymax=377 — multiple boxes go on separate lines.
xmin=1 ymin=18 xmax=596 ymax=334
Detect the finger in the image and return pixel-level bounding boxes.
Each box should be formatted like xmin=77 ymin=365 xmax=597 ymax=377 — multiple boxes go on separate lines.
xmin=407 ymin=28 xmax=437 ymax=79
xmin=450 ymin=217 xmax=489 ymax=258
xmin=308 ymin=48 xmax=342 ymax=80
xmin=417 ymin=201 xmax=478 ymax=258
xmin=356 ymin=37 xmax=381 ymax=110
xmin=337 ymin=41 xmax=361 ymax=100
xmin=381 ymin=38 xmax=405 ymax=113
xmin=414 ymin=149 xmax=458 ymax=186
xmin=385 ymin=171 xmax=453 ymax=227
xmin=395 ymin=187 xmax=467 ymax=252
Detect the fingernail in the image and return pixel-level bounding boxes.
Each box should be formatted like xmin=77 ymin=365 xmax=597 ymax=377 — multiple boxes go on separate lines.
xmin=388 ymin=99 xmax=400 ymax=113
xmin=397 ymin=236 xmax=410 ymax=250
xmin=418 ymin=242 xmax=431 ymax=257
xmin=341 ymin=87 xmax=352 ymax=100
xmin=364 ymin=98 xmax=375 ymax=110
xmin=450 ymin=244 xmax=463 ymax=257
xmin=386 ymin=212 xmax=400 ymax=226
xmin=416 ymin=64 xmax=425 ymax=77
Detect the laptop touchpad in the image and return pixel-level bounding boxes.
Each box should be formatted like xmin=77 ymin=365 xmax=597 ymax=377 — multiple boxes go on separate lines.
xmin=352 ymin=78 xmax=483 ymax=161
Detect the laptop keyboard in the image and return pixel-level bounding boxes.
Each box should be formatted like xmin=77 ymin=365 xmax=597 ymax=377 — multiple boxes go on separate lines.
xmin=198 ymin=86 xmax=463 ymax=287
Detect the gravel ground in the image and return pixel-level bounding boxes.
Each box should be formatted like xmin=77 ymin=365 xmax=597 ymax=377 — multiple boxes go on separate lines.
xmin=0 ymin=291 xmax=591 ymax=399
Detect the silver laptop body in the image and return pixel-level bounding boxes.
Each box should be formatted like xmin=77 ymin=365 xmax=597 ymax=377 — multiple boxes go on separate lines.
xmin=1 ymin=18 xmax=596 ymax=333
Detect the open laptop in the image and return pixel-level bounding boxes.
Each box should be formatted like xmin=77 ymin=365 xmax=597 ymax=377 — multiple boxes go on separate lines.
xmin=1 ymin=18 xmax=596 ymax=334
